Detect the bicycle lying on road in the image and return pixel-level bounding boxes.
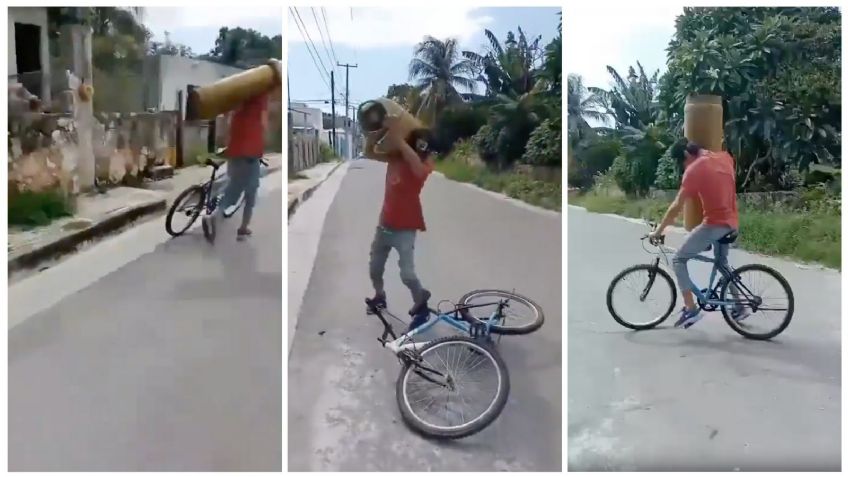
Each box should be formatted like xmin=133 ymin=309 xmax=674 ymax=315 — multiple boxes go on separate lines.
xmin=365 ymin=289 xmax=544 ymax=439
xmin=606 ymin=221 xmax=794 ymax=340
xmin=165 ymin=156 xmax=268 ymax=237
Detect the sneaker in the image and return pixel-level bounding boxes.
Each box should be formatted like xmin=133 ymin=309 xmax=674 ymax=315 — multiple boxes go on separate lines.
xmin=202 ymin=215 xmax=217 ymax=244
xmin=731 ymin=306 xmax=752 ymax=322
xmin=366 ymin=293 xmax=387 ymax=315
xmin=408 ymin=309 xmax=430 ymax=332
xmin=237 ymin=227 xmax=252 ymax=242
xmin=674 ymin=307 xmax=703 ymax=329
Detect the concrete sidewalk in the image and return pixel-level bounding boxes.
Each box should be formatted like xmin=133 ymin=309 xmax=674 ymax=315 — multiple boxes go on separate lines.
xmin=287 ymin=160 xmax=344 ymax=218
xmin=8 ymin=152 xmax=282 ymax=274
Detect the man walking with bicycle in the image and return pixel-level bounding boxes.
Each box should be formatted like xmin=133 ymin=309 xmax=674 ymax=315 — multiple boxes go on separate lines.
xmin=203 ymin=85 xmax=279 ymax=243
xmin=649 ymin=139 xmax=747 ymax=328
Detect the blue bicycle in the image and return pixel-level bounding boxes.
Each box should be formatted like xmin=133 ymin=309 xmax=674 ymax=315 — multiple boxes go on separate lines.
xmin=365 ymin=289 xmax=544 ymax=439
xmin=606 ymin=222 xmax=794 ymax=340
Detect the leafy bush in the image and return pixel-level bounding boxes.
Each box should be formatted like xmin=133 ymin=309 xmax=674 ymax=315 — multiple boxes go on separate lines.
xmin=435 ymin=105 xmax=489 ymax=152
xmin=570 ymin=135 xmax=621 ymax=189
xmin=319 ymin=143 xmax=337 ymax=162
xmin=522 ymin=117 xmax=562 ymax=166
xmin=9 ymin=190 xmax=73 ymax=227
xmin=654 ymin=146 xmax=681 ymax=190
xmin=472 ymin=124 xmax=498 ymax=162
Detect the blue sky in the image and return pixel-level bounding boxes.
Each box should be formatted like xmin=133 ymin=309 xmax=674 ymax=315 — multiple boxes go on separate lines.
xmin=143 ymin=7 xmax=282 ymax=57
xmin=565 ymin=5 xmax=681 ymax=126
xmin=287 ymin=6 xmax=561 ymax=114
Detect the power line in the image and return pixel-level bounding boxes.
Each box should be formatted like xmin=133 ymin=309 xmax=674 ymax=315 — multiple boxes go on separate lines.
xmin=311 ymin=7 xmax=336 ymax=80
xmin=290 ymin=7 xmax=330 ymax=88
xmin=321 ymin=8 xmax=340 ymax=67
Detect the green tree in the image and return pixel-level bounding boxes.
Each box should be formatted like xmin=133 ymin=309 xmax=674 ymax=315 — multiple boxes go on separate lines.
xmin=408 ymin=36 xmax=477 ymax=125
xmin=462 ymin=27 xmax=543 ymax=98
xmin=385 ymin=83 xmax=423 ymax=112
xmin=567 ymin=74 xmax=606 ymax=148
xmin=591 ymin=63 xmax=661 ymax=130
xmin=203 ymin=27 xmax=282 ymax=67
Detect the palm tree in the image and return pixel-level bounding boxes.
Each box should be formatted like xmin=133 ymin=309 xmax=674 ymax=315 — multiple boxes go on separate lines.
xmin=591 ymin=63 xmax=660 ymax=130
xmin=567 ymin=74 xmax=606 ymax=147
xmin=408 ymin=36 xmax=477 ymax=125
xmin=463 ymin=28 xmax=543 ymax=98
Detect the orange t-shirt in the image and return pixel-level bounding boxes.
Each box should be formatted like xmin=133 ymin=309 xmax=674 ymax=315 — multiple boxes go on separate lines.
xmin=226 ymin=92 xmax=268 ymax=158
xmin=380 ymin=157 xmax=433 ymax=231
xmin=680 ymin=151 xmax=739 ymax=229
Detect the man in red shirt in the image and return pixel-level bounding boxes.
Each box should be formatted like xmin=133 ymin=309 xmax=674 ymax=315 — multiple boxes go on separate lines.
xmin=650 ymin=140 xmax=746 ymax=328
xmin=202 ymin=88 xmax=273 ymax=243
xmin=367 ymin=118 xmax=435 ymax=330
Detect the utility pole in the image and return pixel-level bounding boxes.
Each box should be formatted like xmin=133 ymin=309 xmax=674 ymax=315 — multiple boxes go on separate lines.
xmin=329 ymin=71 xmax=336 ymax=154
xmin=337 ymin=62 xmax=358 ymax=159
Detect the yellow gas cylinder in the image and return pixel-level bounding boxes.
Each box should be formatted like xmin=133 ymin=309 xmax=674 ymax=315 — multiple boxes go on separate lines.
xmin=358 ymin=98 xmax=423 ymax=161
xmin=683 ymin=94 xmax=724 ymax=230
xmin=186 ymin=59 xmax=281 ymax=121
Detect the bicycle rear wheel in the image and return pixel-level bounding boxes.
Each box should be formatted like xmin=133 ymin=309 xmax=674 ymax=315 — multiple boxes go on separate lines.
xmin=459 ymin=289 xmax=544 ymax=335
xmin=720 ymin=264 xmax=794 ymax=340
xmin=607 ymin=264 xmax=677 ymax=330
xmin=396 ymin=336 xmax=509 ymax=439
xmin=166 ymin=185 xmax=205 ymax=237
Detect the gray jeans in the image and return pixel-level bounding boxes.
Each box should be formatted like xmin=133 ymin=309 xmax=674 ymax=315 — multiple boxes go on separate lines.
xmin=673 ymin=224 xmax=736 ymax=294
xmin=369 ymin=226 xmax=427 ymax=303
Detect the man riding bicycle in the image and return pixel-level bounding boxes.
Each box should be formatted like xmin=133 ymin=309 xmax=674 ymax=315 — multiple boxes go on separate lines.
xmin=649 ymin=139 xmax=747 ymax=328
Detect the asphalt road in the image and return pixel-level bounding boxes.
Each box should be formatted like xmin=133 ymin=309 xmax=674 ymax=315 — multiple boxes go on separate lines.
xmin=288 ymin=159 xmax=562 ymax=471
xmin=8 ymin=180 xmax=283 ymax=471
xmin=567 ymin=206 xmax=841 ymax=471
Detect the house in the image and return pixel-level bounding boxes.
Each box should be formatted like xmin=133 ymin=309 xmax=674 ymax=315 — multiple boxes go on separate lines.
xmin=8 ymin=7 xmax=51 ymax=104
xmin=143 ymin=55 xmax=245 ymax=112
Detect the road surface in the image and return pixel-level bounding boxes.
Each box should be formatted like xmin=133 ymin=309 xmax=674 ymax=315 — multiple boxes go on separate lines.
xmin=567 ymin=206 xmax=841 ymax=471
xmin=8 ymin=175 xmax=283 ymax=471
xmin=288 ymin=159 xmax=562 ymax=471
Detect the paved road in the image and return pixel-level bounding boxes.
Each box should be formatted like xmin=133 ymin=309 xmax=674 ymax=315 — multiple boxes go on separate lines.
xmin=567 ymin=206 xmax=841 ymax=471
xmin=288 ymin=159 xmax=562 ymax=471
xmin=8 ymin=178 xmax=283 ymax=471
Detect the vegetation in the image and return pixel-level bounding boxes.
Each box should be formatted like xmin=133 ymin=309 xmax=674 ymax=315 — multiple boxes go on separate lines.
xmin=569 ymin=7 xmax=841 ymax=268
xmin=386 ymin=11 xmax=562 ymax=209
xmin=9 ymin=190 xmax=73 ymax=227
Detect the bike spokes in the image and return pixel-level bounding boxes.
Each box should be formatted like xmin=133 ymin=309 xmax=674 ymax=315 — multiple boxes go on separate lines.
xmin=723 ymin=265 xmax=793 ymax=339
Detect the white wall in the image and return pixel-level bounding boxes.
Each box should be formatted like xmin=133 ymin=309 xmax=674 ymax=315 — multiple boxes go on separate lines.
xmin=290 ymin=102 xmax=323 ymax=130
xmin=154 ymin=55 xmax=244 ymax=112
xmin=8 ymin=7 xmax=51 ymax=102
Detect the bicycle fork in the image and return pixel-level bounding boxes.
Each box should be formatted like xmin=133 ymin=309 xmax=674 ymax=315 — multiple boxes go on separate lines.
xmin=639 ymin=257 xmax=661 ymax=302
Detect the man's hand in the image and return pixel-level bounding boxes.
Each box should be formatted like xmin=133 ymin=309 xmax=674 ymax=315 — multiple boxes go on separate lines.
xmin=648 ymin=229 xmax=664 ymax=245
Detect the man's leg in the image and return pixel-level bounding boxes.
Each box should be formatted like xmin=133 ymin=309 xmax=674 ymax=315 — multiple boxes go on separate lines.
xmin=673 ymin=224 xmax=734 ymax=315
xmin=714 ymin=235 xmax=749 ymax=320
xmin=394 ymin=230 xmax=431 ymax=324
xmin=368 ymin=227 xmax=392 ymax=307
xmin=237 ymin=158 xmax=261 ymax=240
xmin=203 ymin=159 xmax=245 ymax=243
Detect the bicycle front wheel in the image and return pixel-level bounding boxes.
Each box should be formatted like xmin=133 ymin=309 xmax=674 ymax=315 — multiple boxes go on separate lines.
xmin=607 ymin=264 xmax=677 ymax=330
xmin=720 ymin=264 xmax=794 ymax=340
xmin=396 ymin=336 xmax=509 ymax=439
xmin=459 ymin=289 xmax=544 ymax=335
xmin=166 ymin=185 xmax=205 ymax=237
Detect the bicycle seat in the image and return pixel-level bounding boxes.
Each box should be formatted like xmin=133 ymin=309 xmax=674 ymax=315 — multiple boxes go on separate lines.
xmin=718 ymin=230 xmax=739 ymax=244
xmin=206 ymin=157 xmax=226 ymax=170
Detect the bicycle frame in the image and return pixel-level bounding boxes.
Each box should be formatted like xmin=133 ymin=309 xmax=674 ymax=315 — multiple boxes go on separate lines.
xmin=369 ymin=302 xmax=504 ymax=355
xmin=650 ymin=239 xmax=761 ymax=310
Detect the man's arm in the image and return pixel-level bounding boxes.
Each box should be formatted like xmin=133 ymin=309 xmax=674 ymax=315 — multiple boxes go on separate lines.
xmin=395 ymin=140 xmax=431 ymax=179
xmin=655 ymin=189 xmax=686 ymax=235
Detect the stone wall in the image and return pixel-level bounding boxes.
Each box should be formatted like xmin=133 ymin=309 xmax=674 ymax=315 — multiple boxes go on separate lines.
xmin=92 ymin=111 xmax=178 ymax=185
xmin=290 ymin=129 xmax=321 ymax=173
xmin=8 ymin=113 xmax=79 ymax=196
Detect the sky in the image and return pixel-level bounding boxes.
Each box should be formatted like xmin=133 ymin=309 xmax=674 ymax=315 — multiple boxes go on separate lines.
xmin=287 ymin=6 xmax=561 ymax=115
xmin=565 ymin=5 xmax=682 ymax=126
xmin=142 ymin=7 xmax=282 ymax=57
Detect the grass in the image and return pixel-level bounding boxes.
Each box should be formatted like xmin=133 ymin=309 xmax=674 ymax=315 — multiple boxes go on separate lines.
xmin=435 ymin=156 xmax=562 ymax=212
xmin=288 ymin=173 xmax=309 ymax=182
xmin=570 ymin=189 xmax=841 ymax=269
xmin=9 ymin=190 xmax=73 ymax=227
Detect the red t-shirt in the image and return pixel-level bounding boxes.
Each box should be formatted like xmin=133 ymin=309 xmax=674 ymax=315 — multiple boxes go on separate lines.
xmin=226 ymin=92 xmax=268 ymax=158
xmin=680 ymin=151 xmax=739 ymax=229
xmin=380 ymin=157 xmax=433 ymax=231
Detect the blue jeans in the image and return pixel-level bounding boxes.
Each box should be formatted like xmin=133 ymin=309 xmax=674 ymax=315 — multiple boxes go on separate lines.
xmin=219 ymin=157 xmax=260 ymax=226
xmin=369 ymin=226 xmax=427 ymax=304
xmin=673 ymin=224 xmax=735 ymax=294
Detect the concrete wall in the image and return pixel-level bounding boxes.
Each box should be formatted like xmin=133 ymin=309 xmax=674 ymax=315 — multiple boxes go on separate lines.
xmin=92 ymin=111 xmax=178 ymax=185
xmin=290 ymin=129 xmax=321 ymax=173
xmin=8 ymin=7 xmax=51 ymax=103
xmin=290 ymin=103 xmax=323 ymax=130
xmin=148 ymin=55 xmax=244 ymax=112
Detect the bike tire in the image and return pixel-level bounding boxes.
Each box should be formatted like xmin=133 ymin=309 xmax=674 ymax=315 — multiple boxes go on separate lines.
xmin=165 ymin=185 xmax=205 ymax=237
xmin=396 ymin=336 xmax=509 ymax=439
xmin=607 ymin=264 xmax=677 ymax=330
xmin=720 ymin=263 xmax=794 ymax=340
xmin=458 ymin=289 xmax=544 ymax=335
xmin=222 ymin=192 xmax=245 ymax=218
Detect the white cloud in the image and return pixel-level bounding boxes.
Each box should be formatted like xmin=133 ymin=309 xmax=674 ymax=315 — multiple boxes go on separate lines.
xmin=287 ymin=7 xmax=494 ymax=49
xmin=566 ymin=5 xmax=681 ymax=90
xmin=143 ymin=7 xmax=282 ymax=37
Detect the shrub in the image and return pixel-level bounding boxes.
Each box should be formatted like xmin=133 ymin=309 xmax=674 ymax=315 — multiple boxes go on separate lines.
xmin=319 ymin=143 xmax=336 ymax=162
xmin=654 ymin=146 xmax=680 ymax=190
xmin=9 ymin=190 xmax=73 ymax=227
xmin=570 ymin=135 xmax=621 ymax=189
xmin=472 ymin=124 xmax=498 ymax=162
xmin=435 ymin=105 xmax=488 ymax=152
xmin=522 ymin=117 xmax=562 ymax=167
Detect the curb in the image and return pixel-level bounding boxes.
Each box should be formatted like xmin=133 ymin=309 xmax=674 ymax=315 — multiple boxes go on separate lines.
xmin=287 ymin=161 xmax=344 ymax=219
xmin=8 ymin=199 xmax=167 ymax=273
